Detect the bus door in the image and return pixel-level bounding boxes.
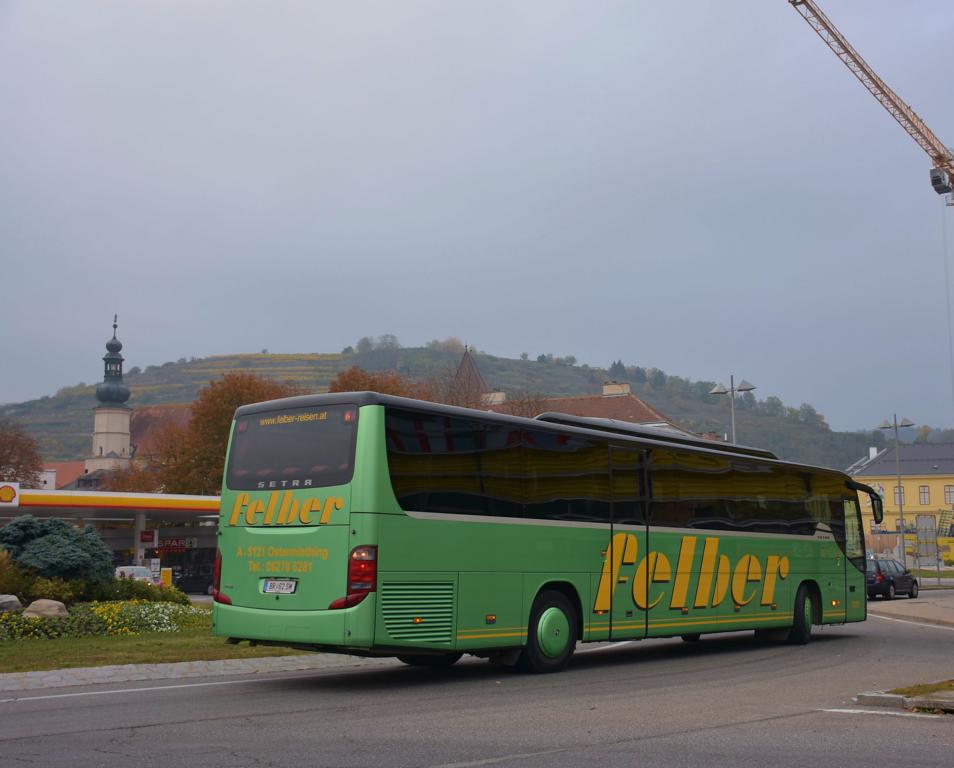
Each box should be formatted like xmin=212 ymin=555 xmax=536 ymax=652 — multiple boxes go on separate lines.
xmin=843 ymin=497 xmax=866 ymax=621
xmin=608 ymin=446 xmax=649 ymax=640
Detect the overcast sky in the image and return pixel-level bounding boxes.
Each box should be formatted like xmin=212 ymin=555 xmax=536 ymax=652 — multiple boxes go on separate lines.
xmin=2 ymin=1 xmax=952 ymax=432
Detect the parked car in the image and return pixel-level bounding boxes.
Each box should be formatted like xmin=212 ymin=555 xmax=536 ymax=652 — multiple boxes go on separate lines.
xmin=174 ymin=565 xmax=214 ymax=595
xmin=115 ymin=565 xmax=153 ymax=583
xmin=866 ymin=557 xmax=918 ymax=599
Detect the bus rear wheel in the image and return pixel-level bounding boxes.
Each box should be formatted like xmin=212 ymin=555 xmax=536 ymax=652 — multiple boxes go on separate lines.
xmin=397 ymin=653 xmax=462 ymax=668
xmin=787 ymin=584 xmax=815 ymax=645
xmin=517 ymin=590 xmax=578 ymax=674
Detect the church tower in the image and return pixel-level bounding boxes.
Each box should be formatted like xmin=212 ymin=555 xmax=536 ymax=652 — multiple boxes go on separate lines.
xmin=85 ymin=315 xmax=132 ymax=474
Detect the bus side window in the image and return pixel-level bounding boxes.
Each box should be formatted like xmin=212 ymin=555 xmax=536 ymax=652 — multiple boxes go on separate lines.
xmin=843 ymin=499 xmax=864 ymax=564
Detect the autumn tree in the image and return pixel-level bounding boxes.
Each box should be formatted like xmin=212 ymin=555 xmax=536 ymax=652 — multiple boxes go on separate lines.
xmin=101 ymin=461 xmax=163 ymax=493
xmin=494 ymin=391 xmax=548 ymax=419
xmin=328 ymin=366 xmax=432 ymax=399
xmin=154 ymin=372 xmax=301 ymax=495
xmin=0 ymin=419 xmax=43 ymax=487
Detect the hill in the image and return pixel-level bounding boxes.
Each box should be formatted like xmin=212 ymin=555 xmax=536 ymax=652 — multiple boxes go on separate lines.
xmin=0 ymin=345 xmax=884 ymax=470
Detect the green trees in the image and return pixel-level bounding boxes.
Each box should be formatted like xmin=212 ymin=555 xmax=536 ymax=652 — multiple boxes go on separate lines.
xmin=0 ymin=516 xmax=113 ymax=584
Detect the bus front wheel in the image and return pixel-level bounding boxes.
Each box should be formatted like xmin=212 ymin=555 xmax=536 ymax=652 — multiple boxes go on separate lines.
xmin=397 ymin=653 xmax=462 ymax=668
xmin=787 ymin=584 xmax=815 ymax=645
xmin=517 ymin=590 xmax=578 ymax=674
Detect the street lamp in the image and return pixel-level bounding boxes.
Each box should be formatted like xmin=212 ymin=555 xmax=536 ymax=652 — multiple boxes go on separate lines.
xmin=878 ymin=415 xmax=915 ymax=569
xmin=709 ymin=375 xmax=756 ymax=444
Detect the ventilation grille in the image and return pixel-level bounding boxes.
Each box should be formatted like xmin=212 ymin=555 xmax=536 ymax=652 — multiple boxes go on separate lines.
xmin=381 ymin=581 xmax=455 ymax=644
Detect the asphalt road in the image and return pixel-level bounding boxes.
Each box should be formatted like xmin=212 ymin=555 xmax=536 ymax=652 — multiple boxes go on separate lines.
xmin=2 ymin=612 xmax=953 ymax=768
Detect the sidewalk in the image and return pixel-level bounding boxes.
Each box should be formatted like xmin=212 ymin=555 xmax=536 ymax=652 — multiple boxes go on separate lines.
xmin=0 ymin=653 xmax=396 ymax=695
xmin=865 ymin=587 xmax=954 ymax=628
xmin=861 ymin=588 xmax=954 ymax=713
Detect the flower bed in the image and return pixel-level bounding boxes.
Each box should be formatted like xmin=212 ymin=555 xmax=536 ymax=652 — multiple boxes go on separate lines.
xmin=0 ymin=601 xmax=209 ymax=641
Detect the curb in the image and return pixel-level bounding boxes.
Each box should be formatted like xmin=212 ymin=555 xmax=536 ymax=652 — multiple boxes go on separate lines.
xmin=865 ymin=609 xmax=954 ymax=630
xmin=855 ymin=691 xmax=954 ymax=713
xmin=0 ymin=653 xmax=394 ymax=694
xmin=855 ymin=692 xmax=906 ymax=708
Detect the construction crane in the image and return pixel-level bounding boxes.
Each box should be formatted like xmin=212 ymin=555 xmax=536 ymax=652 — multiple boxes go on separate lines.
xmin=789 ymin=0 xmax=954 ymax=203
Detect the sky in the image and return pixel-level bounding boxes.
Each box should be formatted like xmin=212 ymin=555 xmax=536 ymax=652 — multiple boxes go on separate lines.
xmin=2 ymin=1 xmax=953 ymax=433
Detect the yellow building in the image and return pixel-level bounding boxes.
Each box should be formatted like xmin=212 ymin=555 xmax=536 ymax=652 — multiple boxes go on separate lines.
xmin=850 ymin=444 xmax=954 ymax=563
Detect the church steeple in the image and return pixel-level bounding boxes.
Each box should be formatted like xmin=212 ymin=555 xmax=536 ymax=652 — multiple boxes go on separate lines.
xmin=96 ymin=314 xmax=130 ymax=405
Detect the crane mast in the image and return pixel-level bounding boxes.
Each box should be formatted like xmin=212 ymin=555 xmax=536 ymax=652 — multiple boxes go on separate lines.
xmin=789 ymin=0 xmax=953 ymax=202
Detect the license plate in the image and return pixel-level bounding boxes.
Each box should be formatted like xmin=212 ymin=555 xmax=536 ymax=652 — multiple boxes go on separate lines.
xmin=263 ymin=579 xmax=297 ymax=594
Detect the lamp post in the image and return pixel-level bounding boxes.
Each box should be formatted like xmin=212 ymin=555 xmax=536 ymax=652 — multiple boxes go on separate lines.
xmin=709 ymin=375 xmax=756 ymax=444
xmin=878 ymin=415 xmax=915 ymax=568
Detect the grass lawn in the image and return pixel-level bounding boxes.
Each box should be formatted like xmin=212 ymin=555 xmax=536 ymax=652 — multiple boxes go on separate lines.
xmin=890 ymin=680 xmax=954 ymax=697
xmin=0 ymin=626 xmax=307 ymax=674
xmin=912 ymin=568 xmax=954 ymax=579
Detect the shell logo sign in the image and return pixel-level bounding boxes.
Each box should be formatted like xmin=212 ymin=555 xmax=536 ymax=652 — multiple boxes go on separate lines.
xmin=0 ymin=483 xmax=20 ymax=506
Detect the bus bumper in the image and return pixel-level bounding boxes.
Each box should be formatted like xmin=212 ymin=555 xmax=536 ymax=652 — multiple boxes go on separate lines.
xmin=212 ymin=600 xmax=373 ymax=649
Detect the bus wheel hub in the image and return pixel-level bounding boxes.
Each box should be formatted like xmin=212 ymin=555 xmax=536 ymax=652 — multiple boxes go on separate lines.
xmin=538 ymin=607 xmax=570 ymax=658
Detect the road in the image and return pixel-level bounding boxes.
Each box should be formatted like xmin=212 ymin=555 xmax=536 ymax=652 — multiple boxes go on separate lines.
xmin=1 ymin=611 xmax=952 ymax=768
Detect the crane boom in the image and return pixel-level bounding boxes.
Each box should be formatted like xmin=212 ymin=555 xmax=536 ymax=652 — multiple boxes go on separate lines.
xmin=789 ymin=0 xmax=954 ymax=196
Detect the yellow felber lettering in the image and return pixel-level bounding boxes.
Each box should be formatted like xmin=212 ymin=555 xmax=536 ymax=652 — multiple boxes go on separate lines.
xmin=694 ymin=538 xmax=720 ymax=609
xmin=298 ymin=497 xmax=320 ymax=524
xmin=760 ymin=555 xmax=790 ymax=605
xmin=670 ymin=536 xmax=696 ymax=610
xmin=277 ymin=491 xmax=294 ymax=524
xmin=320 ymin=496 xmax=345 ymax=525
xmin=263 ymin=492 xmax=280 ymax=524
xmin=731 ymin=554 xmax=762 ymax=606
xmin=229 ymin=494 xmax=249 ymax=526
xmin=634 ymin=552 xmax=671 ymax=610
xmin=245 ymin=499 xmax=265 ymax=526
xmin=712 ymin=554 xmax=731 ymax=607
xmin=594 ymin=533 xmax=638 ymax=612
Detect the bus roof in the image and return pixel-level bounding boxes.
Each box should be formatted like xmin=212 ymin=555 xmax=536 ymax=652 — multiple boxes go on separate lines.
xmin=233 ymin=391 xmax=845 ymax=479
xmin=533 ymin=412 xmax=777 ymax=460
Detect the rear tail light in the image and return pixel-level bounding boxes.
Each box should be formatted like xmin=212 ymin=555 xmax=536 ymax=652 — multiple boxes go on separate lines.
xmin=874 ymin=571 xmax=885 ymax=584
xmin=329 ymin=545 xmax=377 ymax=609
xmin=212 ymin=548 xmax=232 ymax=605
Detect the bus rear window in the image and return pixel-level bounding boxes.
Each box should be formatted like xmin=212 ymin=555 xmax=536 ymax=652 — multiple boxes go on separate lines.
xmin=225 ymin=405 xmax=357 ymax=491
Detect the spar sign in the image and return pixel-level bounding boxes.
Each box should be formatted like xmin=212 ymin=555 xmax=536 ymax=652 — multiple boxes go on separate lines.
xmin=0 ymin=482 xmax=19 ymax=508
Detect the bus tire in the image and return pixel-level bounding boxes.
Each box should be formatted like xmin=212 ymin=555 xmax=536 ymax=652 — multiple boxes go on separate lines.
xmin=681 ymin=634 xmax=701 ymax=642
xmin=787 ymin=584 xmax=815 ymax=645
xmin=397 ymin=653 xmax=462 ymax=668
xmin=517 ymin=590 xmax=578 ymax=674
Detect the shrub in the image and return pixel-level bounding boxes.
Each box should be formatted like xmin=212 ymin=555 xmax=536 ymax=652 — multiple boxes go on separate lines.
xmin=86 ymin=578 xmax=191 ymax=605
xmin=0 ymin=548 xmax=35 ymax=601
xmin=26 ymin=576 xmax=84 ymax=605
xmin=0 ymin=516 xmax=113 ymax=584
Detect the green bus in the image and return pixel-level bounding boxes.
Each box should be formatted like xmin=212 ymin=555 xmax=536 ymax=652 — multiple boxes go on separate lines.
xmin=212 ymin=392 xmax=884 ymax=673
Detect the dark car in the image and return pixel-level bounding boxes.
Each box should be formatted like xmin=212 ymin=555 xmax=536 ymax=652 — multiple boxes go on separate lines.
xmin=174 ymin=564 xmax=214 ymax=595
xmin=866 ymin=557 xmax=918 ymax=599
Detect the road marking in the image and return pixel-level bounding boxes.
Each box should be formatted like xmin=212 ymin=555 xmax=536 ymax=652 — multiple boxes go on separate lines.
xmin=0 ymin=675 xmax=288 ymax=704
xmin=822 ymin=708 xmax=942 ymax=719
xmin=429 ymin=748 xmax=570 ymax=768
xmin=868 ymin=614 xmax=954 ymax=632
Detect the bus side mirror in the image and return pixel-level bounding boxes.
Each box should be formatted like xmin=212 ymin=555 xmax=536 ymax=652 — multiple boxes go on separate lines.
xmin=871 ymin=494 xmax=883 ymax=525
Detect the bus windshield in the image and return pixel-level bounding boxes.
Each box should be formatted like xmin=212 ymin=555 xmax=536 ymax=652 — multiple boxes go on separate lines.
xmin=225 ymin=404 xmax=357 ymax=490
